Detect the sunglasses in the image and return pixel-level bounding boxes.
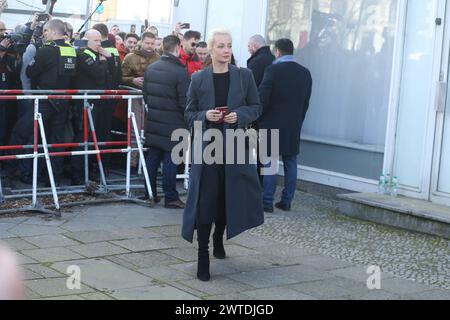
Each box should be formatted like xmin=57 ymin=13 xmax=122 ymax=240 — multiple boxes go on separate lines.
xmin=191 ymin=42 xmax=199 ymax=48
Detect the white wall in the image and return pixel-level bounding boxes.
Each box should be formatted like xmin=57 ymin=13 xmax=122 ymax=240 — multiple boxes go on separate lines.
xmin=205 ymin=0 xmax=266 ymax=67
xmin=172 ymin=0 xmax=207 ymax=37
xmin=173 ymin=0 xmax=266 ymax=67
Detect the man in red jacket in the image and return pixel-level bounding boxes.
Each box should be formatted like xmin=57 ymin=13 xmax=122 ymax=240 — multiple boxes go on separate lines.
xmin=179 ymin=30 xmax=203 ymax=77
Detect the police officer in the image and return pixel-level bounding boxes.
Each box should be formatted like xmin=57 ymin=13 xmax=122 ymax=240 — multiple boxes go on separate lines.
xmin=90 ymin=23 xmax=122 ymax=172
xmin=71 ymin=29 xmax=115 ymax=184
xmin=26 ymin=19 xmax=77 ymax=185
xmin=92 ymin=23 xmax=122 ymax=90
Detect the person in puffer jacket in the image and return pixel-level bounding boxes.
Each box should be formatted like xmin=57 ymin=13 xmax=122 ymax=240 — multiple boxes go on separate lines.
xmin=143 ymin=35 xmax=190 ymax=209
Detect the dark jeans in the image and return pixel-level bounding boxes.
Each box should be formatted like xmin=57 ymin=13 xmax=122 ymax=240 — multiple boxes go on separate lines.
xmin=263 ymin=155 xmax=298 ymax=206
xmin=145 ymin=146 xmax=179 ymax=203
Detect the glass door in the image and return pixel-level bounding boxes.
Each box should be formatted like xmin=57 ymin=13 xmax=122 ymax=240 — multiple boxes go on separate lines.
xmin=431 ymin=0 xmax=450 ymax=206
xmin=391 ymin=0 xmax=444 ymax=199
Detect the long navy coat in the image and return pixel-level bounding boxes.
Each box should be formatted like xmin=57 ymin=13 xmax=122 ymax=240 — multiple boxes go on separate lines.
xmin=182 ymin=65 xmax=264 ymax=243
xmin=258 ymin=61 xmax=313 ymax=157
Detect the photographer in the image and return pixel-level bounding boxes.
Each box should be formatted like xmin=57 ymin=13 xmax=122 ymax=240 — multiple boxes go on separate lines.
xmin=4 ymin=14 xmax=50 ymax=185
xmin=0 ymin=21 xmax=21 ymax=183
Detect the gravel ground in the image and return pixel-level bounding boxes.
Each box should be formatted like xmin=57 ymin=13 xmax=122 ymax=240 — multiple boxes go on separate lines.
xmin=250 ymin=189 xmax=450 ymax=290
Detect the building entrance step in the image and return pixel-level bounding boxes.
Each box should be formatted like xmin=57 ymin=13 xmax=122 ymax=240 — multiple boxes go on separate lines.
xmin=337 ymin=193 xmax=450 ymax=239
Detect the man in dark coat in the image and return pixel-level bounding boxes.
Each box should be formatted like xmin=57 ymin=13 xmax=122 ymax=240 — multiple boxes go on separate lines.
xmin=247 ymin=35 xmax=275 ymax=185
xmin=258 ymin=38 xmax=313 ymax=213
xmin=143 ymin=35 xmax=190 ymax=209
xmin=247 ymin=35 xmax=275 ymax=87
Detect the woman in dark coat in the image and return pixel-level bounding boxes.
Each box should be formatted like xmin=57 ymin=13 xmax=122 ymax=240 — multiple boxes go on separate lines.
xmin=183 ymin=29 xmax=264 ymax=282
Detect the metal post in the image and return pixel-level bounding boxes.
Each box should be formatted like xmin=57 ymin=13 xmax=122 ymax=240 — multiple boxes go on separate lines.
xmin=37 ymin=114 xmax=60 ymax=211
xmin=137 ymin=98 xmax=146 ymax=176
xmin=0 ymin=174 xmax=4 ymax=204
xmin=84 ymin=95 xmax=89 ymax=185
xmin=86 ymin=105 xmax=108 ymax=191
xmin=32 ymin=99 xmax=39 ymax=208
xmin=131 ymin=112 xmax=153 ymax=199
xmin=126 ymin=98 xmax=132 ymax=198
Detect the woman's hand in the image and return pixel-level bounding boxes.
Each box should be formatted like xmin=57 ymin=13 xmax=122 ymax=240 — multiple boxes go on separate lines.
xmin=224 ymin=112 xmax=238 ymax=124
xmin=206 ymin=110 xmax=222 ymax=123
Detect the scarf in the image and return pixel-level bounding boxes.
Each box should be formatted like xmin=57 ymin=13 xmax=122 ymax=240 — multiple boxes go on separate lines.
xmin=273 ymin=55 xmax=297 ymax=65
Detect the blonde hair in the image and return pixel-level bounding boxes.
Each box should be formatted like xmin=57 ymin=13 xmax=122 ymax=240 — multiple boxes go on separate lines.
xmin=207 ymin=29 xmax=233 ymax=50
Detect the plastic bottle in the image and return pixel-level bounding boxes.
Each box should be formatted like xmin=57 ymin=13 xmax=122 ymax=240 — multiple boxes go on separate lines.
xmin=385 ymin=174 xmax=392 ymax=195
xmin=391 ymin=176 xmax=399 ymax=197
xmin=378 ymin=175 xmax=386 ymax=194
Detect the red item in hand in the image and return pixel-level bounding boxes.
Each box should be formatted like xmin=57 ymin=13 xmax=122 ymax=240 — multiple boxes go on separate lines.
xmin=215 ymin=107 xmax=229 ymax=124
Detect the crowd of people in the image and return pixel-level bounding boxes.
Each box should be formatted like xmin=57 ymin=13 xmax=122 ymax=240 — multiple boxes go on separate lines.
xmin=0 ymin=15 xmax=313 ymax=283
xmin=0 ymin=17 xmax=208 ymax=189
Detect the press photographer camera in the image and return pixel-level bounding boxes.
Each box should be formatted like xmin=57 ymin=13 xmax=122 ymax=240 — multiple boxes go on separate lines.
xmin=0 ymin=32 xmax=28 ymax=55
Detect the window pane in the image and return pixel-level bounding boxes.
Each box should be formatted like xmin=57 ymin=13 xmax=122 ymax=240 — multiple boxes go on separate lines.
xmin=266 ymin=0 xmax=398 ymax=180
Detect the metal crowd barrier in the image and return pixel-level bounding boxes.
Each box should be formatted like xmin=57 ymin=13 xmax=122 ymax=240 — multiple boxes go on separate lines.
xmin=0 ymin=89 xmax=190 ymax=215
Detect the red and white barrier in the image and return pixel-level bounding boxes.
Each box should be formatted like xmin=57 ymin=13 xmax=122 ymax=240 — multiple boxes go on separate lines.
xmin=0 ymin=91 xmax=152 ymax=212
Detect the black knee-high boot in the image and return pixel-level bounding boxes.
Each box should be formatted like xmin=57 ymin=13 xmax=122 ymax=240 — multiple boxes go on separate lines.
xmin=197 ymin=223 xmax=212 ymax=282
xmin=213 ymin=223 xmax=226 ymax=259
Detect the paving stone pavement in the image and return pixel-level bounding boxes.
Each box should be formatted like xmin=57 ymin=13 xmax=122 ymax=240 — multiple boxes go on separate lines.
xmin=0 ymin=189 xmax=449 ymax=300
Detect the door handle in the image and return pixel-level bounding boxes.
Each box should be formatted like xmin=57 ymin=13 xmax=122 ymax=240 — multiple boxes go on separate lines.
xmin=435 ymin=81 xmax=447 ymax=113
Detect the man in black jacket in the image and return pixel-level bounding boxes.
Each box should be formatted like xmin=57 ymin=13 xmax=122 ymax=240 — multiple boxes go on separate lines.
xmin=91 ymin=23 xmax=122 ymax=171
xmin=247 ymin=35 xmax=275 ymax=185
xmin=258 ymin=39 xmax=312 ymax=213
xmin=247 ymin=35 xmax=275 ymax=87
xmin=26 ymin=19 xmax=78 ymax=184
xmin=143 ymin=35 xmax=190 ymax=209
xmin=71 ymin=29 xmax=115 ymax=184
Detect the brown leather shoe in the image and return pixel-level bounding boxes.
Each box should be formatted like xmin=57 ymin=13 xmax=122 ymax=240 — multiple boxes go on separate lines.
xmin=165 ymin=199 xmax=186 ymax=209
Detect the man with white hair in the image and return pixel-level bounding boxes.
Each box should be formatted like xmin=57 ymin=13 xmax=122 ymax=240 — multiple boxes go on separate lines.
xmin=247 ymin=34 xmax=275 ymax=87
xmin=247 ymin=35 xmax=275 ymax=185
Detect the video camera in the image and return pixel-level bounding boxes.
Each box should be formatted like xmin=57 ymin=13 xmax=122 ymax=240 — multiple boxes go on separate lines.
xmin=0 ymin=33 xmax=28 ymax=55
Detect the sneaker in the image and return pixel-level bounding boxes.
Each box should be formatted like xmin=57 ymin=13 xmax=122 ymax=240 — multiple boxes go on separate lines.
xmin=138 ymin=195 xmax=160 ymax=204
xmin=275 ymin=202 xmax=291 ymax=212
xmin=263 ymin=204 xmax=274 ymax=213
xmin=165 ymin=199 xmax=185 ymax=209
